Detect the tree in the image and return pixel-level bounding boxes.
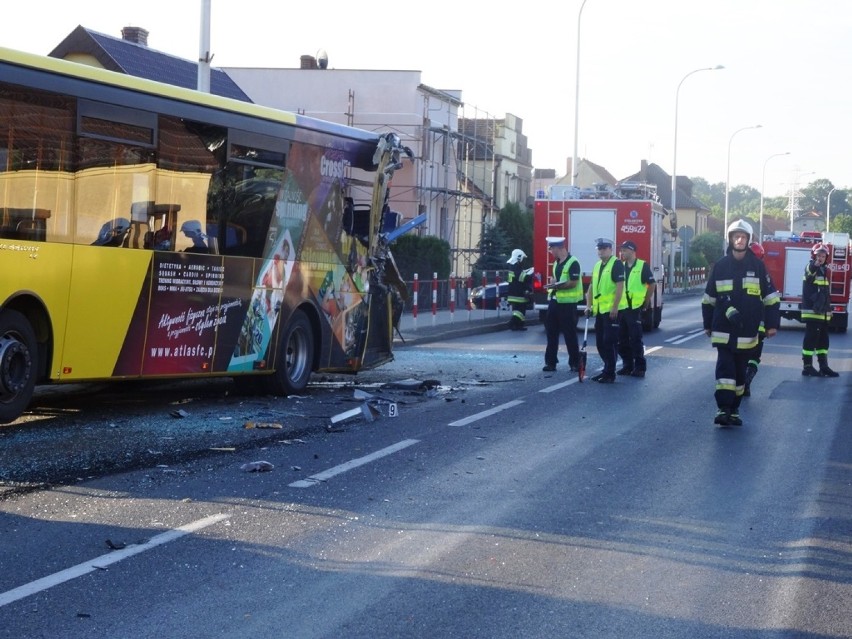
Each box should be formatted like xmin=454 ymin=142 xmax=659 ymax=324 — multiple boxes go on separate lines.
xmin=691 ymin=230 xmax=724 ymax=266
xmin=473 ymin=222 xmax=512 ymax=278
xmin=390 ymin=234 xmax=451 ymax=281
xmin=496 ymin=201 xmax=533 ymax=261
xmin=690 ymin=178 xmax=726 ymax=220
xmin=830 ymin=213 xmax=852 ymax=234
xmin=470 ymin=201 xmax=533 ymax=280
xmin=725 ymin=184 xmax=761 ymax=221
xmin=762 ymin=195 xmax=788 ymax=222
xmin=801 ymin=178 xmax=834 ymax=213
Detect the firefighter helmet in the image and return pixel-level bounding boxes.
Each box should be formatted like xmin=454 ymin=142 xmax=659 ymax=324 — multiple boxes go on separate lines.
xmin=749 ymin=242 xmax=765 ymax=259
xmin=726 ymin=219 xmax=753 ymax=245
xmin=812 ymin=243 xmax=829 ymax=255
xmin=507 ymin=248 xmax=527 ymax=265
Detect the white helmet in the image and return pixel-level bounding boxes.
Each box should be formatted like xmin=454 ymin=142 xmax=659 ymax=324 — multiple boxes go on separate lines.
xmin=726 ymin=219 xmax=753 ymax=245
xmin=507 ymin=248 xmax=527 ymax=265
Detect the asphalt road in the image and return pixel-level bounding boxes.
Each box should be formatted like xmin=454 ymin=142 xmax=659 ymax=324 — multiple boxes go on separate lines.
xmin=0 ymin=297 xmax=850 ymax=638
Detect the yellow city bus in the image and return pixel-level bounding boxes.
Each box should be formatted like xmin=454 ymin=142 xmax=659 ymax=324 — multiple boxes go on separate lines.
xmin=0 ymin=47 xmax=414 ymax=424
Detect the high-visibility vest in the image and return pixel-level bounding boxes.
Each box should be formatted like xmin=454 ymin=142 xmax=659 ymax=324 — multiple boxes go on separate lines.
xmin=591 ymin=257 xmax=627 ymax=313
xmin=623 ymin=259 xmax=648 ymax=309
xmin=551 ymin=256 xmax=583 ymax=303
xmin=801 ymin=260 xmax=832 ymax=321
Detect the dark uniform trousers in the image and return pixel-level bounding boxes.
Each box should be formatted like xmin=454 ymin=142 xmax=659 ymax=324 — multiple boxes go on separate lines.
xmin=715 ymin=347 xmax=748 ymax=413
xmin=544 ymin=299 xmax=580 ymax=368
xmin=617 ymin=307 xmax=646 ymax=372
xmin=595 ymin=311 xmax=621 ymax=376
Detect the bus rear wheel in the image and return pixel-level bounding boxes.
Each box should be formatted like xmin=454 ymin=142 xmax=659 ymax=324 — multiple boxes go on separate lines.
xmin=0 ymin=310 xmax=37 ymax=424
xmin=263 ymin=309 xmax=314 ymax=395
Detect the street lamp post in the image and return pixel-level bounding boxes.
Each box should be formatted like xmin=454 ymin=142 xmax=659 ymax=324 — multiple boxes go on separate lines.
xmin=759 ymin=151 xmax=790 ymax=242
xmin=724 ymin=124 xmax=762 ymax=244
xmin=669 ymin=65 xmax=723 ymax=292
xmin=826 ymin=187 xmax=838 ymax=233
xmin=570 ymin=0 xmax=589 ymax=187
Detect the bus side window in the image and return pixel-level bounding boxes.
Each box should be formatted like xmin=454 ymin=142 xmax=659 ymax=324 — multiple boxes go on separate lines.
xmin=141 ymin=204 xmax=180 ymax=250
xmin=0 ymin=209 xmax=50 ymax=241
xmin=91 ymin=217 xmax=131 ymax=246
xmin=213 ymin=131 xmax=287 ymax=258
xmin=236 ymin=172 xmax=280 ymax=256
xmin=16 ymin=220 xmax=44 ymax=242
xmin=180 ymin=219 xmax=209 ymax=253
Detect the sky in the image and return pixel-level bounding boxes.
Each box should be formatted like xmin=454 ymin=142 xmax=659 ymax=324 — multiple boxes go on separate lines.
xmin=1 ymin=0 xmax=848 ymax=198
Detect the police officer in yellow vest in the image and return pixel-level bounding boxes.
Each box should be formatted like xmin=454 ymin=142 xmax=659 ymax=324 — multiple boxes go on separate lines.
xmin=542 ymin=237 xmax=582 ymax=372
xmin=617 ymin=240 xmax=656 ymax=377
xmin=584 ymin=238 xmax=626 ymax=383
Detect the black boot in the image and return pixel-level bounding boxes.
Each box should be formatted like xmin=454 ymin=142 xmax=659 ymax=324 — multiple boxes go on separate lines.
xmin=802 ymin=355 xmax=820 ymax=377
xmin=744 ymin=364 xmax=758 ymax=396
xmin=818 ymin=355 xmax=839 ymax=377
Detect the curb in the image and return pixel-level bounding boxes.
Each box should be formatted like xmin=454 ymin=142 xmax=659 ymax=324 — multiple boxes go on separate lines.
xmin=395 ymin=318 xmax=542 ymax=347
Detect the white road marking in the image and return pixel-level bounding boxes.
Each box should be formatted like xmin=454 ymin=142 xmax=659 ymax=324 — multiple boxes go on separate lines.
xmin=670 ymin=330 xmax=707 ymax=345
xmin=0 ymin=513 xmax=230 ymax=608
xmin=289 ymin=439 xmax=420 ymax=488
xmin=665 ymin=328 xmax=705 ymax=343
xmin=447 ymin=399 xmax=525 ymax=427
xmin=539 ymin=378 xmax=580 ymax=392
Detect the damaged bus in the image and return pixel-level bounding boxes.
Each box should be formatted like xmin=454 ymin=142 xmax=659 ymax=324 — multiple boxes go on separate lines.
xmin=0 ymin=47 xmax=415 ymax=423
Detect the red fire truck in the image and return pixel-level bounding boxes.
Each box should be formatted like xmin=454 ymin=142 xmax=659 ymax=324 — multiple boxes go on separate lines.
xmin=532 ymin=182 xmax=667 ymax=330
xmin=762 ymin=230 xmax=850 ymax=332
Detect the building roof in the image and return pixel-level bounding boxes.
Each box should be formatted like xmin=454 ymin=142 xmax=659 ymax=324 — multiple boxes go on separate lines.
xmin=553 ymin=158 xmax=618 ymax=188
xmin=581 ymin=158 xmax=618 ymax=185
xmin=49 ymin=25 xmax=251 ymax=102
xmin=534 ymin=168 xmax=557 ymax=180
xmin=622 ymin=162 xmax=709 ymax=212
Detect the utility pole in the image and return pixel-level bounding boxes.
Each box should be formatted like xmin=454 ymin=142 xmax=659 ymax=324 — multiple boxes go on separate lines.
xmin=197 ymin=0 xmax=212 ymax=93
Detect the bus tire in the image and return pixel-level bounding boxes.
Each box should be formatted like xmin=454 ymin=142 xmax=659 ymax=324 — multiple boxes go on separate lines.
xmin=264 ymin=309 xmax=314 ymax=395
xmin=0 ymin=309 xmax=37 ymax=424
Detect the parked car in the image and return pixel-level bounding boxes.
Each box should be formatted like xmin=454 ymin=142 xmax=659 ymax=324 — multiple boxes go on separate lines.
xmin=468 ymin=282 xmax=510 ymax=310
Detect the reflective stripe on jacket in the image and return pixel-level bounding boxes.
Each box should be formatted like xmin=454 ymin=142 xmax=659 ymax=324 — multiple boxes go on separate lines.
xmin=507 ymin=264 xmax=531 ymax=304
xmin=800 ymin=259 xmax=832 ymax=322
xmin=590 ymin=257 xmax=626 ymax=314
xmin=624 ymin=259 xmax=648 ymax=309
xmin=551 ymin=255 xmax=582 ymax=303
xmin=701 ymin=251 xmax=781 ymax=351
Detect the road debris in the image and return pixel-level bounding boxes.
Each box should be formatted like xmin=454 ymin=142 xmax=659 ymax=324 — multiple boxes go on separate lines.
xmin=170 ymin=409 xmax=190 ymax=418
xmin=330 ymin=402 xmax=381 ymax=424
xmin=382 ymin=378 xmax=441 ymax=391
xmin=240 ymin=461 xmax=274 ymax=472
xmin=243 ymin=422 xmax=283 ymax=429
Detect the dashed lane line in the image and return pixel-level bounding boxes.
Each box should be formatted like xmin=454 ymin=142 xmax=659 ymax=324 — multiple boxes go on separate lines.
xmin=0 ymin=513 xmax=230 ymax=608
xmin=289 ymin=438 xmax=421 ymax=488
xmin=447 ymin=399 xmax=525 ymax=427
xmin=666 ymin=329 xmax=706 ymax=345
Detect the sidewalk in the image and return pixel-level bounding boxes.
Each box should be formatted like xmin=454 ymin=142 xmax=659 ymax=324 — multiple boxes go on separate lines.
xmin=394 ymin=306 xmax=536 ymax=346
xmin=392 ymin=287 xmax=704 ymax=347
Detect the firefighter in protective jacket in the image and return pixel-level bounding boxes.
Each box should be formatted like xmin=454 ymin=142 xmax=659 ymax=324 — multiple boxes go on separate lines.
xmin=506 ymin=248 xmax=533 ymax=331
xmin=702 ymin=220 xmax=780 ymax=426
xmin=801 ymin=243 xmax=839 ymax=377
